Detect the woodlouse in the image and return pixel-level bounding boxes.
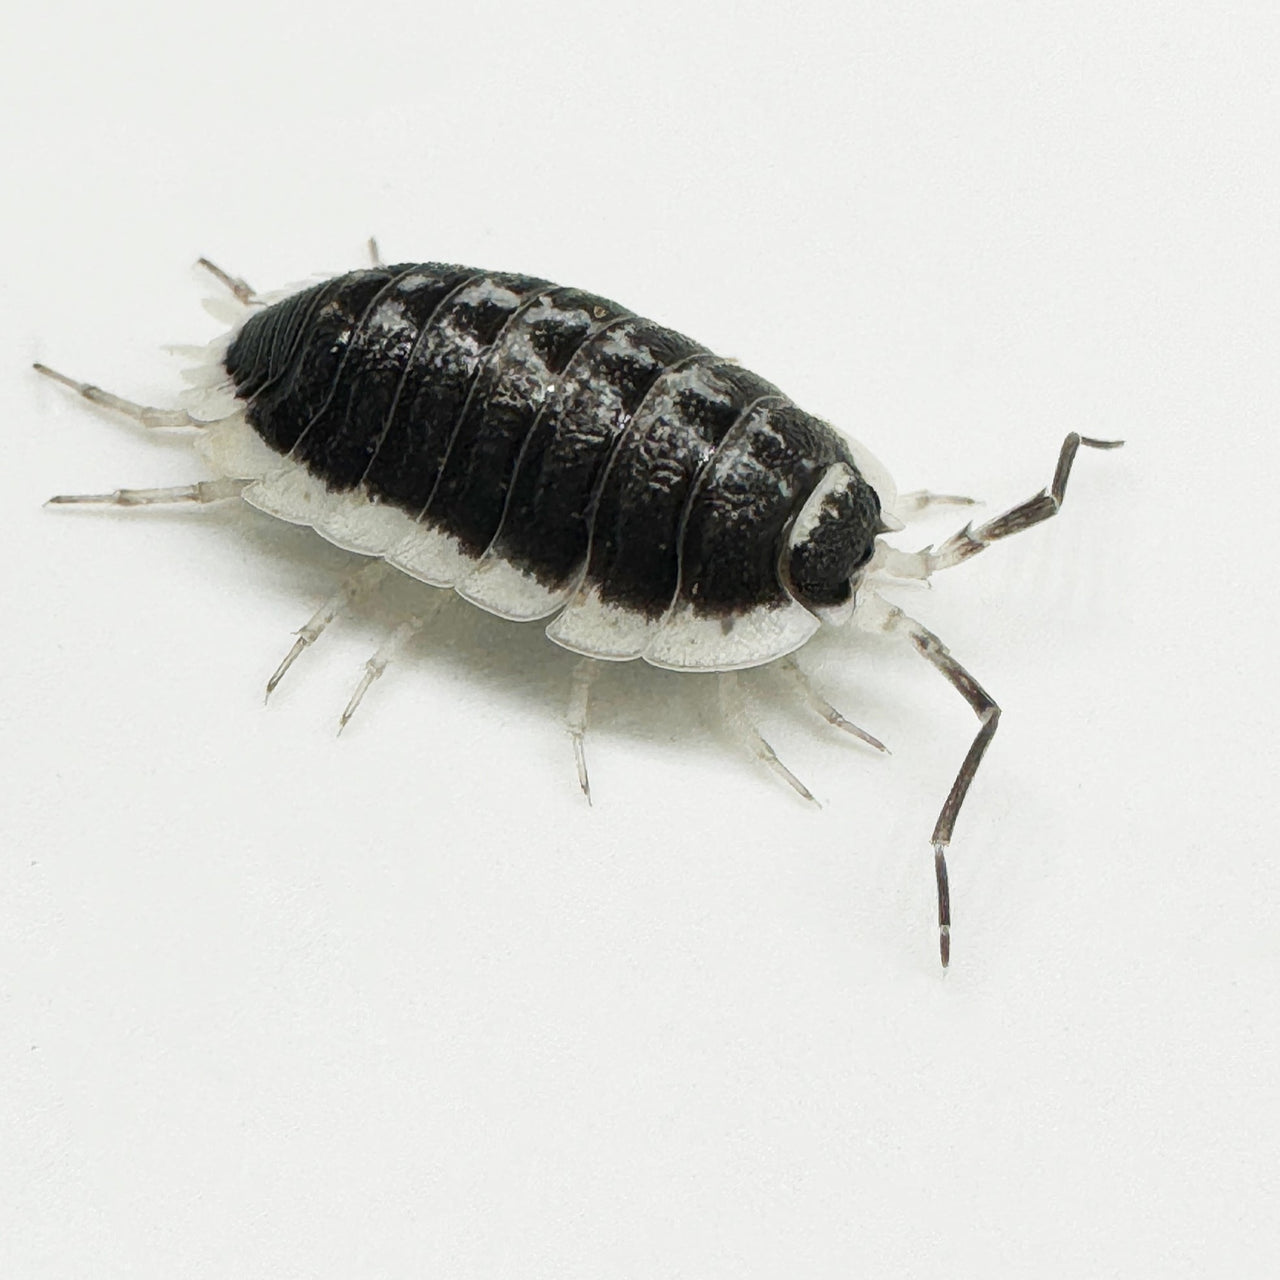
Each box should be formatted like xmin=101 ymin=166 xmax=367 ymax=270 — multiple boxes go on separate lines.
xmin=38 ymin=242 xmax=1122 ymax=966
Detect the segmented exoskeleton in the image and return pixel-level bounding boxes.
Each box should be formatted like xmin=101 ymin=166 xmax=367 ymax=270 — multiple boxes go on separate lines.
xmin=38 ymin=244 xmax=1122 ymax=965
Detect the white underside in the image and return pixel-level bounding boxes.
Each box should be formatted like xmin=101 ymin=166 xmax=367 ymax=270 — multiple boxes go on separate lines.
xmin=312 ymin=493 xmax=419 ymax=558
xmin=183 ymin=293 xmax=844 ymax=671
xmin=457 ymin=552 xmax=577 ymax=622
xmin=388 ymin=523 xmax=478 ymax=589
xmin=643 ymin=597 xmax=821 ymax=672
xmin=236 ymin=444 xmax=826 ymax=667
xmin=546 ymin=585 xmax=662 ymax=661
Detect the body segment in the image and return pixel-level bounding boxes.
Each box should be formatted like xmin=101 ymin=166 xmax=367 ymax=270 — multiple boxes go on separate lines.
xmin=223 ymin=264 xmax=882 ymax=666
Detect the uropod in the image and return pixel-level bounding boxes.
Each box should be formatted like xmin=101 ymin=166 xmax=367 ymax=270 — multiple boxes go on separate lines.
xmin=38 ymin=243 xmax=1122 ymax=966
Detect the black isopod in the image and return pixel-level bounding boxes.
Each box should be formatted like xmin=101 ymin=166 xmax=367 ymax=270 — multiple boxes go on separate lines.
xmin=37 ymin=242 xmax=1122 ymax=966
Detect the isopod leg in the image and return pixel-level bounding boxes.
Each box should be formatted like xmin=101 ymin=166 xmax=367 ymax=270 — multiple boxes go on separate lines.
xmin=777 ymin=655 xmax=888 ymax=754
xmin=868 ymin=595 xmax=1001 ymax=969
xmin=46 ymin=477 xmax=247 ymax=506
xmin=338 ymin=614 xmax=426 ymax=735
xmin=567 ymin=658 xmax=598 ymax=804
xmin=265 ymin=559 xmax=389 ymax=701
xmin=34 ymin=362 xmax=203 ymax=430
xmin=926 ymin=434 xmax=1123 ymax=572
xmin=196 ymin=257 xmax=256 ymax=305
xmin=895 ymin=490 xmax=979 ymax=516
xmin=367 ymin=237 xmax=384 ymax=267
xmin=718 ymin=671 xmax=819 ymax=806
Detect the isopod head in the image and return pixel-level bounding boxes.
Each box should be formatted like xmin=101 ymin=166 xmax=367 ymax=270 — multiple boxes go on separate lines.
xmin=783 ymin=458 xmax=887 ymax=625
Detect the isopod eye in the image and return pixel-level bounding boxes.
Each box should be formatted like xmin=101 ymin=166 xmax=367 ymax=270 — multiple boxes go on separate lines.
xmin=784 ymin=462 xmax=881 ymax=612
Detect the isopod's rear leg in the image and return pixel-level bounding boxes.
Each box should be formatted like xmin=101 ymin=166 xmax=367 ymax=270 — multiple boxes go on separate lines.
xmin=567 ymin=658 xmax=598 ymax=804
xmin=46 ymin=478 xmax=247 ymax=507
xmin=265 ymin=559 xmax=390 ymax=700
xmin=777 ymin=655 xmax=888 ymax=754
xmin=866 ymin=594 xmax=1000 ymax=968
xmin=34 ymin=362 xmax=205 ymax=430
xmin=196 ymin=257 xmax=256 ymax=305
xmin=719 ymin=670 xmax=819 ymax=806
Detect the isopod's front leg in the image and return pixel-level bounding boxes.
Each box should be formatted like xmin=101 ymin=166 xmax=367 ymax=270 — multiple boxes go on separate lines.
xmin=863 ymin=594 xmax=1001 ymax=968
xmin=895 ymin=490 xmax=979 ymax=517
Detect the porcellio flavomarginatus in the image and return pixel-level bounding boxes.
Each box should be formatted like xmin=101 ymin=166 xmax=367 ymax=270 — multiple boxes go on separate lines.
xmin=38 ymin=243 xmax=1123 ymax=966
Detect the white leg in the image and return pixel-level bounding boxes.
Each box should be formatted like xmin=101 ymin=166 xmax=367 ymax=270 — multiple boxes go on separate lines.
xmin=718 ymin=670 xmax=818 ymax=806
xmin=777 ymin=655 xmax=888 ymax=753
xmin=338 ymin=614 xmax=426 ymax=734
xmin=896 ymin=490 xmax=979 ymax=516
xmin=567 ymin=658 xmax=598 ymax=804
xmin=265 ymin=559 xmax=389 ymax=701
xmin=35 ymin=362 xmax=203 ymax=430
xmin=367 ymin=236 xmax=384 ymax=267
xmin=196 ymin=256 xmax=256 ymax=304
xmin=46 ymin=477 xmax=247 ymax=506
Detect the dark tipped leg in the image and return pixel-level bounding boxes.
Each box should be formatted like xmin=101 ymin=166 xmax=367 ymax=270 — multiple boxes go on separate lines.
xmin=719 ymin=671 xmax=820 ymax=806
xmin=196 ymin=257 xmax=256 ymax=304
xmin=868 ymin=595 xmax=1000 ymax=968
xmin=567 ymin=658 xmax=598 ymax=803
xmin=265 ymin=560 xmax=389 ymax=701
xmin=46 ymin=478 xmax=247 ymax=507
xmin=34 ymin=362 xmax=202 ymax=430
xmin=777 ymin=655 xmax=888 ymax=754
xmin=338 ymin=615 xmax=425 ymax=735
xmin=911 ymin=623 xmax=999 ymax=968
xmin=927 ymin=434 xmax=1123 ymax=571
xmin=896 ymin=490 xmax=979 ymax=516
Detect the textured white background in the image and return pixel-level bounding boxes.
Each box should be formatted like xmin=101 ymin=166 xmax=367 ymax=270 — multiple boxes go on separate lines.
xmin=3 ymin=3 xmax=1277 ymax=1276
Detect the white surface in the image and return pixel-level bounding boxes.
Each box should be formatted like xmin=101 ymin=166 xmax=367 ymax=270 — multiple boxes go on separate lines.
xmin=2 ymin=3 xmax=1277 ymax=1276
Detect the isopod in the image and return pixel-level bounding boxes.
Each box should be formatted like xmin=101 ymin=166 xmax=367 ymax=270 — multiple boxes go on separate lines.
xmin=37 ymin=242 xmax=1122 ymax=966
